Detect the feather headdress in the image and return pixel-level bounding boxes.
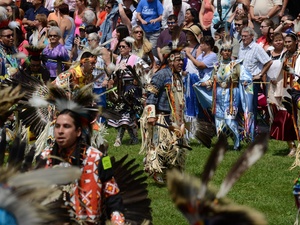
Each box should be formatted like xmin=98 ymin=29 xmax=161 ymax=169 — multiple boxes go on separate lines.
xmin=167 ymin=133 xmax=269 ymax=225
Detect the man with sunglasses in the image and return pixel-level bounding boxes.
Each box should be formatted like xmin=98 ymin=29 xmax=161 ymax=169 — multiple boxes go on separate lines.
xmin=0 ymin=27 xmax=19 ymax=80
xmin=141 ymin=47 xmax=188 ymax=184
xmin=156 ymin=14 xmax=186 ymax=62
xmin=161 ymin=0 xmax=190 ymax=29
xmin=232 ymin=14 xmax=249 ymax=41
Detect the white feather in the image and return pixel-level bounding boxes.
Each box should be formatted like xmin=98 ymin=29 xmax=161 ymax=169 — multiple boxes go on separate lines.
xmin=8 ymin=21 xmax=20 ymax=29
xmin=55 ymin=99 xmax=87 ymax=114
xmin=28 ymin=96 xmax=49 ymax=108
xmin=31 ymin=30 xmax=39 ymax=47
xmin=123 ymin=36 xmax=135 ymax=44
xmin=13 ymin=52 xmax=27 ymax=59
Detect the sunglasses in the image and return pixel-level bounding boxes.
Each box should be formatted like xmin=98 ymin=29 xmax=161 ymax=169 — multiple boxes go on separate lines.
xmin=134 ymin=30 xmax=143 ymax=34
xmin=48 ymin=34 xmax=58 ymax=38
xmin=2 ymin=34 xmax=13 ymax=38
xmin=167 ymin=22 xmax=176 ymax=25
xmin=118 ymin=45 xmax=128 ymax=49
xmin=235 ymin=23 xmax=243 ymax=27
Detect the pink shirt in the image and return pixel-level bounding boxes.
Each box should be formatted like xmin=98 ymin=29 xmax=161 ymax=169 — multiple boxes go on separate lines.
xmin=202 ymin=0 xmax=214 ymax=27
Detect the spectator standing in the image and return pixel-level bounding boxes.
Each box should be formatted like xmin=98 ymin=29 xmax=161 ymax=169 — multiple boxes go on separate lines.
xmin=274 ymin=14 xmax=294 ymax=35
xmin=47 ymin=0 xmax=63 ymax=24
xmin=0 ymin=27 xmax=19 ymax=79
xmin=131 ymin=25 xmax=157 ymax=68
xmin=100 ymin=0 xmax=119 ymax=49
xmin=86 ymin=32 xmax=111 ymax=111
xmin=211 ymin=0 xmax=235 ymax=38
xmin=44 ymin=0 xmax=55 ymax=12
xmin=182 ymin=8 xmax=199 ymax=29
xmin=199 ymin=0 xmax=214 ymax=36
xmin=266 ymin=32 xmax=298 ymax=157
xmin=156 ymin=15 xmax=186 ymax=62
xmin=256 ymin=19 xmax=274 ymax=50
xmin=232 ymin=14 xmax=249 ymax=41
xmin=136 ymin=0 xmax=163 ymax=57
xmin=249 ymin=0 xmax=282 ymax=36
xmin=161 ymin=0 xmax=190 ymax=29
xmin=185 ymin=36 xmax=218 ymax=79
xmin=238 ymin=27 xmax=272 ymax=140
xmin=111 ymin=24 xmax=130 ymax=59
xmin=58 ymin=3 xmax=75 ymax=53
xmin=42 ymin=26 xmax=70 ymax=79
xmin=73 ymin=0 xmax=88 ymax=36
xmin=29 ymin=14 xmax=48 ymax=45
xmin=23 ymin=0 xmax=49 ymax=27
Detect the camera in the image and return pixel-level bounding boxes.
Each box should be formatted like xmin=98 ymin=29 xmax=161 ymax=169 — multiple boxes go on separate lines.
xmin=213 ymin=21 xmax=224 ymax=30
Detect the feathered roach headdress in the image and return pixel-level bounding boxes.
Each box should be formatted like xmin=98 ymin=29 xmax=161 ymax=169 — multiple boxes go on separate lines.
xmin=167 ymin=133 xmax=269 ymax=225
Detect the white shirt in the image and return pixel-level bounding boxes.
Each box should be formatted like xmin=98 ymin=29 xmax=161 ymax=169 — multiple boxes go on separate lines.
xmin=161 ymin=2 xmax=191 ymax=29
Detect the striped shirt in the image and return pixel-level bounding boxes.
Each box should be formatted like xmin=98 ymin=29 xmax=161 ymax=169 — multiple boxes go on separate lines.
xmin=238 ymin=40 xmax=271 ymax=76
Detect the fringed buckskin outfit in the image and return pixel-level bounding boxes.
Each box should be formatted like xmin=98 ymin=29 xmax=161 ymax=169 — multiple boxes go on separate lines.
xmin=140 ymin=66 xmax=187 ymax=181
xmin=40 ymin=144 xmax=124 ymax=224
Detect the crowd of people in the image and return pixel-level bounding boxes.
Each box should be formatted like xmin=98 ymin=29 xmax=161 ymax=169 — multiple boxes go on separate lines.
xmin=1 ymin=0 xmax=300 ymax=223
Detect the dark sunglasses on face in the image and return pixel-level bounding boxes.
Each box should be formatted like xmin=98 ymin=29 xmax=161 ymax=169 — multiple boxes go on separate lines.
xmin=118 ymin=45 xmax=127 ymax=49
xmin=134 ymin=30 xmax=143 ymax=34
xmin=235 ymin=23 xmax=243 ymax=27
xmin=167 ymin=22 xmax=176 ymax=25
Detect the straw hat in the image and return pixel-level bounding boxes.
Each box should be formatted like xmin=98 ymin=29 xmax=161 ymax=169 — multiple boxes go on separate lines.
xmin=183 ymin=24 xmax=202 ymax=44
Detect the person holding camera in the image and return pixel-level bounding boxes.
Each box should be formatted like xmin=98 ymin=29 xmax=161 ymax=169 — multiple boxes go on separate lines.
xmin=211 ymin=0 xmax=236 ymax=38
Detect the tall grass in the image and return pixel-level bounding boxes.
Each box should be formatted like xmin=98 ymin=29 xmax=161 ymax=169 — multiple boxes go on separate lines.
xmin=107 ymin=128 xmax=299 ymax=225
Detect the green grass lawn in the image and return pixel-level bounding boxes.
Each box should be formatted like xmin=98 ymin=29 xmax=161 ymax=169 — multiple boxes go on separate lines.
xmin=106 ymin=127 xmax=299 ymax=225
